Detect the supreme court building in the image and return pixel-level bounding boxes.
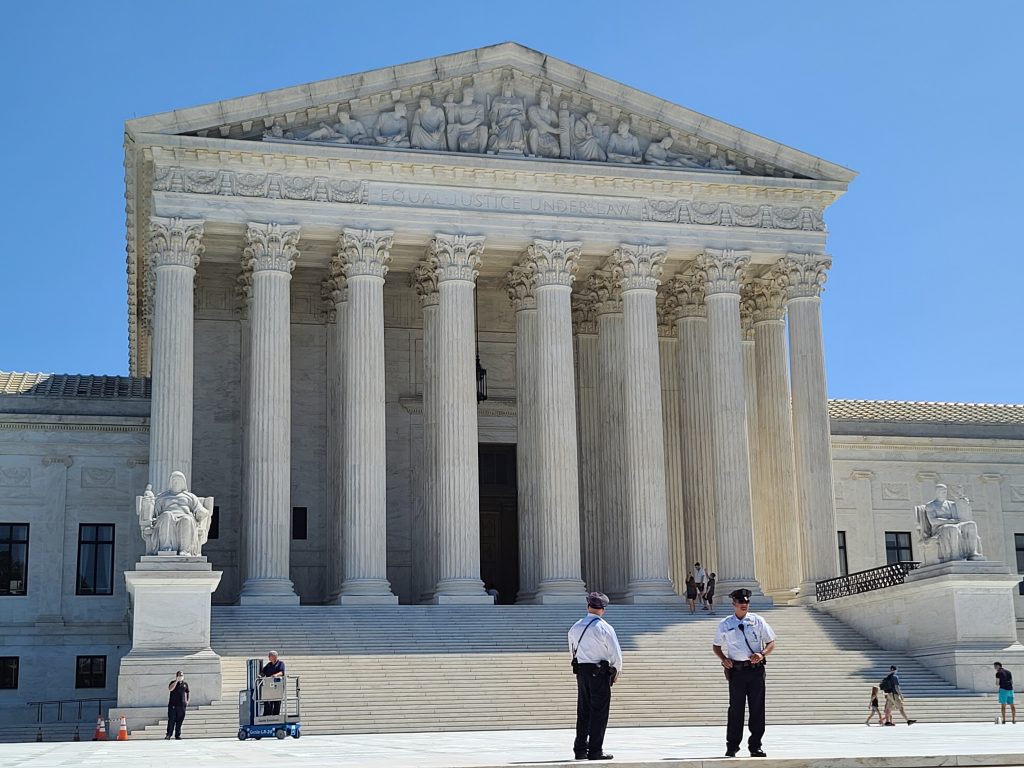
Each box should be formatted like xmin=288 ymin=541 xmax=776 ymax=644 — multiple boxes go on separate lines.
xmin=4 ymin=45 xmax=1024 ymax=712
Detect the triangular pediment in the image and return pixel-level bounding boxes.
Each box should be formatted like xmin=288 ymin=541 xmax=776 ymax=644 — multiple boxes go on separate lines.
xmin=126 ymin=43 xmax=854 ymax=183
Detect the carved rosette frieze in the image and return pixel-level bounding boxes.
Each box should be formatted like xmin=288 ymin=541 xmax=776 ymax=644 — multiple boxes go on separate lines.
xmin=748 ymin=275 xmax=787 ymax=324
xmin=504 ymin=264 xmax=537 ymax=312
xmin=524 ymin=239 xmax=582 ymax=288
xmin=695 ymin=248 xmax=750 ymax=296
xmin=244 ymin=222 xmax=301 ymax=274
xmin=610 ymin=244 xmax=667 ymax=292
xmin=571 ymin=284 xmax=598 ymax=334
xmin=663 ymin=271 xmax=707 ymax=319
xmin=339 ymin=229 xmax=394 ymax=279
xmin=149 ymin=217 xmax=205 ymax=270
xmin=413 ymin=260 xmax=440 ymax=307
xmin=776 ymin=253 xmax=832 ymax=300
xmin=586 ymin=270 xmax=623 ymax=315
xmin=428 ymin=233 xmax=485 ymax=283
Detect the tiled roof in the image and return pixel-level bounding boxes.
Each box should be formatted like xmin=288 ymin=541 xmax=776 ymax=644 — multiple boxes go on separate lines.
xmin=828 ymin=399 xmax=1024 ymax=426
xmin=0 ymin=372 xmax=151 ymax=399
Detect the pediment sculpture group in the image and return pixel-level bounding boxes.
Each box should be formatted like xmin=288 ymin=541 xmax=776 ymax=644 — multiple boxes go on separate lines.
xmin=263 ymin=78 xmax=734 ymax=171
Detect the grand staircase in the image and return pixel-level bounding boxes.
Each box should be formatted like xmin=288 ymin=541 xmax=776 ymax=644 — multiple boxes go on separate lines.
xmin=128 ymin=604 xmax=997 ymax=739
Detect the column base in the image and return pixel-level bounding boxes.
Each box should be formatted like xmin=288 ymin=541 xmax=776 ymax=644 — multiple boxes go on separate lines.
xmin=238 ymin=577 xmax=300 ymax=606
xmin=338 ymin=577 xmax=397 ymax=604
xmin=621 ymin=592 xmax=684 ymax=604
xmin=335 ymin=593 xmax=399 ymax=605
xmin=431 ymin=594 xmax=495 ymax=605
xmin=715 ymin=579 xmax=772 ymax=609
xmin=534 ymin=579 xmax=587 ymax=604
xmin=515 ymin=590 xmax=537 ymax=605
xmin=624 ymin=578 xmax=681 ymax=603
xmin=432 ymin=577 xmax=488 ymax=600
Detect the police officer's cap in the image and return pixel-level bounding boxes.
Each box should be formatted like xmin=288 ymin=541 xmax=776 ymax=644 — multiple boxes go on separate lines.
xmin=586 ymin=591 xmax=610 ymax=609
xmin=729 ymin=588 xmax=752 ymax=603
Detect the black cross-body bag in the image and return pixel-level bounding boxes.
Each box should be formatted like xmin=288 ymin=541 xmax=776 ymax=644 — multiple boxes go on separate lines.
xmin=571 ymin=617 xmax=601 ymax=675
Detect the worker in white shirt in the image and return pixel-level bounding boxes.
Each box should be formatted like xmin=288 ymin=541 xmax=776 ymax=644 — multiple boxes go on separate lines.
xmin=713 ymin=588 xmax=776 ymax=758
xmin=567 ymin=591 xmax=622 ymax=761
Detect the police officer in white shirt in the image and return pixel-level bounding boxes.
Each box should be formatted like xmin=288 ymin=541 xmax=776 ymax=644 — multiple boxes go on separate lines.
xmin=568 ymin=592 xmax=622 ymax=761
xmin=713 ymin=588 xmax=776 ymax=758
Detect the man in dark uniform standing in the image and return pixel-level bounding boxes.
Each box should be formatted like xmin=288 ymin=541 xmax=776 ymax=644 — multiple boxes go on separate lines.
xmin=165 ymin=670 xmax=189 ymax=739
xmin=713 ymin=588 xmax=776 ymax=758
xmin=260 ymin=650 xmax=286 ymax=716
xmin=568 ymin=592 xmax=622 ymax=761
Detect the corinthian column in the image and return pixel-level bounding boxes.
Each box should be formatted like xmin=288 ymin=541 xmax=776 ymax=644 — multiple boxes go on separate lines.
xmin=239 ymin=222 xmax=300 ymax=605
xmin=148 ymin=217 xmax=204 ymax=490
xmin=666 ymin=272 xmax=717 ymax=573
xmin=750 ymin=275 xmax=801 ymax=598
xmin=740 ymin=290 xmax=766 ymax=587
xmin=590 ymin=271 xmax=628 ymax=600
xmin=657 ymin=291 xmax=686 ymax=594
xmin=611 ymin=244 xmax=678 ymax=602
xmin=430 ymin=234 xmax=491 ymax=604
xmin=324 ymin=272 xmax=347 ymax=603
xmin=573 ymin=286 xmax=602 ymax=589
xmin=336 ymin=229 xmax=397 ymax=604
xmin=414 ymin=261 xmax=441 ymax=604
xmin=524 ymin=239 xmax=586 ymax=603
xmin=778 ymin=253 xmax=839 ymax=598
xmin=506 ymin=264 xmax=539 ymax=602
xmin=696 ymin=249 xmax=763 ymax=599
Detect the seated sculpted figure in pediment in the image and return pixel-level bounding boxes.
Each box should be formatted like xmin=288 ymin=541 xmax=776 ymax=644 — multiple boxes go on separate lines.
xmin=644 ymin=137 xmax=704 ymax=169
xmin=411 ymin=96 xmax=447 ymax=151
xmin=606 ymin=120 xmax=642 ymax=164
xmin=915 ymin=483 xmax=984 ymax=564
xmin=372 ymin=103 xmax=411 ymax=147
xmin=487 ymin=78 xmax=527 ymax=154
xmin=443 ymin=87 xmax=489 ymax=154
xmin=137 ymin=471 xmax=214 ymax=557
xmin=302 ymin=112 xmax=375 ymax=145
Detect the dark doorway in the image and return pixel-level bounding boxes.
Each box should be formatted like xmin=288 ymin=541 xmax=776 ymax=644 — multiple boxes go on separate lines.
xmin=479 ymin=444 xmax=519 ymax=604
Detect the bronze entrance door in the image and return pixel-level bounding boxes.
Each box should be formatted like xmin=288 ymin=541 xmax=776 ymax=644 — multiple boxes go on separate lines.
xmin=478 ymin=444 xmax=519 ymax=604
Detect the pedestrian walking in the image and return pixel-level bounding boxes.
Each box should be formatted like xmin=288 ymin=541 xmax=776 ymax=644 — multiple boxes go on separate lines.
xmin=165 ymin=670 xmax=189 ymax=740
xmin=694 ymin=562 xmax=707 ymax=609
xmin=568 ymin=591 xmax=622 ymax=761
xmin=994 ymin=662 xmax=1016 ymax=724
xmin=879 ymin=665 xmax=916 ymax=725
xmin=713 ymin=588 xmax=775 ymax=757
xmin=706 ymin=572 xmax=717 ymax=614
xmin=685 ymin=576 xmax=698 ymax=614
xmin=865 ymin=685 xmax=883 ymax=725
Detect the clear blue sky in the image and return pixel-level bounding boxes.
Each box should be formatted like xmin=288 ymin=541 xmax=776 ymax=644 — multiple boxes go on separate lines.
xmin=2 ymin=2 xmax=1021 ymax=403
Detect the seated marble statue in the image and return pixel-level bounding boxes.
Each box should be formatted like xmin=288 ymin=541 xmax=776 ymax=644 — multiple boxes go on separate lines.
xmin=526 ymin=90 xmax=563 ymax=158
xmin=570 ymin=112 xmax=607 ymax=162
xmin=262 ymin=120 xmax=294 ymax=140
xmin=487 ymin=78 xmax=527 ymax=154
xmin=372 ymin=103 xmax=411 ymax=147
xmin=443 ymin=87 xmax=489 ymax=153
xmin=915 ymin=483 xmax=984 ymax=563
xmin=137 ymin=471 xmax=214 ymax=557
xmin=410 ymin=96 xmax=447 ymax=151
xmin=644 ymin=137 xmax=704 ymax=168
xmin=303 ymin=112 xmax=375 ymax=145
xmin=606 ymin=120 xmax=642 ymax=164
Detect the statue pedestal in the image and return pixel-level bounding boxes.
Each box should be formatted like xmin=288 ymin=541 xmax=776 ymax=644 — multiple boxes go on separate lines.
xmin=817 ymin=559 xmax=1024 ymax=691
xmin=114 ymin=556 xmax=222 ymax=727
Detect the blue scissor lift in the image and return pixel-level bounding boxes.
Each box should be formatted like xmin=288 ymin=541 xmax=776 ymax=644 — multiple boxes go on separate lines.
xmin=237 ymin=658 xmax=301 ymax=740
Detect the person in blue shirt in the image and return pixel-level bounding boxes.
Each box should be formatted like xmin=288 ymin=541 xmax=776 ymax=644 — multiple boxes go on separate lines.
xmin=260 ymin=650 xmax=286 ymax=716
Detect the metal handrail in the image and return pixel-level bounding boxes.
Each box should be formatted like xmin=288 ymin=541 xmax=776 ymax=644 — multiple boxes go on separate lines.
xmin=816 ymin=561 xmax=920 ymax=602
xmin=25 ymin=697 xmax=116 ymax=723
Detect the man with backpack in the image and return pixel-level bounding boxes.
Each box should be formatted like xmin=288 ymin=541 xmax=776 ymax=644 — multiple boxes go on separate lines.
xmin=880 ymin=665 xmax=917 ymax=725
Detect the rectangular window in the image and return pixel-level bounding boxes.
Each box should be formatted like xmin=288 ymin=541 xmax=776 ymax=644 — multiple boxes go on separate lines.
xmin=76 ymin=524 xmax=115 ymax=596
xmin=837 ymin=531 xmax=849 ymax=577
xmin=885 ymin=531 xmax=913 ymax=564
xmin=0 ymin=657 xmax=18 ymax=689
xmin=75 ymin=655 xmax=106 ymax=689
xmin=291 ymin=507 xmax=307 ymax=541
xmin=1015 ymin=533 xmax=1024 ymax=574
xmin=0 ymin=523 xmax=29 ymax=596
xmin=208 ymin=506 xmax=220 ymax=540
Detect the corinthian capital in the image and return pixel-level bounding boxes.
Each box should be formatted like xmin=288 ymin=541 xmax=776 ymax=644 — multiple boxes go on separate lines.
xmin=339 ymin=228 xmax=394 ymax=279
xmin=610 ymin=243 xmax=667 ymax=292
xmin=322 ymin=266 xmax=348 ymax=307
xmin=429 ymin=233 xmax=485 ymax=283
xmin=572 ymin=284 xmax=598 ymax=334
xmin=695 ymin=248 xmax=750 ymax=296
xmin=585 ymin=270 xmax=622 ymax=315
xmin=776 ymin=253 xmax=831 ymax=300
xmin=504 ymin=264 xmax=536 ymax=312
xmin=244 ymin=222 xmax=301 ymax=273
xmin=739 ymin=289 xmax=756 ymax=341
xmin=656 ymin=291 xmax=679 ymax=337
xmin=150 ymin=217 xmax=205 ymax=270
xmin=748 ymin=275 xmax=787 ymax=323
xmin=412 ymin=260 xmax=439 ymax=308
xmin=524 ymin=239 xmax=582 ymax=288
xmin=663 ymin=271 xmax=706 ymax=319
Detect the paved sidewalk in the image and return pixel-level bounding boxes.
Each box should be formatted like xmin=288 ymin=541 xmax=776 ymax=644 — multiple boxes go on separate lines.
xmin=4 ymin=723 xmax=1023 ymax=768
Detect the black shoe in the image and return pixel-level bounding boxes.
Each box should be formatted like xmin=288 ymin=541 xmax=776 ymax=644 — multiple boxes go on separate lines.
xmin=750 ymin=749 xmax=767 ymax=757
xmin=907 ymin=720 xmax=917 ymax=725
xmin=575 ymin=752 xmax=588 ymax=760
xmin=588 ymin=754 xmax=613 ymax=760
xmin=164 ymin=735 xmax=171 ymax=740
xmin=725 ymin=749 xmax=738 ymax=757
xmin=174 ymin=736 xmax=182 ymax=740
xmin=883 ymin=722 xmax=895 ymax=726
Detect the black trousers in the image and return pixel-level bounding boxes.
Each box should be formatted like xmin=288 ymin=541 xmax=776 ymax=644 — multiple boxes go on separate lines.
xmin=166 ymin=704 xmax=186 ymax=738
xmin=727 ymin=663 xmax=766 ymax=751
xmin=574 ymin=664 xmax=612 ymax=757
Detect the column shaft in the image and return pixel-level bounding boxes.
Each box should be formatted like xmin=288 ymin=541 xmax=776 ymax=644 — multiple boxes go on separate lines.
xmin=419 ymin=301 xmax=440 ymax=602
xmin=512 ymin=297 xmax=539 ymax=602
xmin=660 ymin=334 xmax=686 ymax=595
xmin=597 ymin=311 xmax=628 ymax=599
xmin=576 ymin=330 xmax=602 ymax=589
xmin=742 ymin=330 xmax=765 ymax=585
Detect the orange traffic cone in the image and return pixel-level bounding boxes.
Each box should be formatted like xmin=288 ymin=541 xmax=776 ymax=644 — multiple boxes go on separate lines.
xmin=93 ymin=715 xmax=106 ymax=741
xmin=116 ymin=715 xmax=128 ymax=741
xmin=73 ymin=726 xmax=80 ymax=742
xmin=35 ymin=728 xmax=43 ymax=742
